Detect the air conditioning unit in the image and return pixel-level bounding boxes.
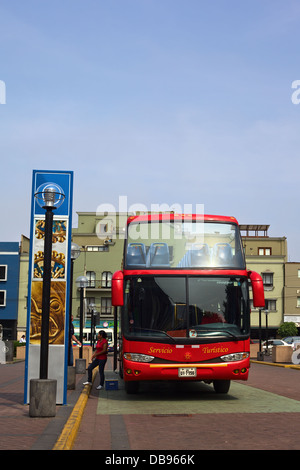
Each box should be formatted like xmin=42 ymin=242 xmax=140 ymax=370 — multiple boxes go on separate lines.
xmin=104 ymin=238 xmax=115 ymax=246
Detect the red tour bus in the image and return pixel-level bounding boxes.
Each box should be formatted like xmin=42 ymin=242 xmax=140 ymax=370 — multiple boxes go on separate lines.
xmin=112 ymin=213 xmax=264 ymax=394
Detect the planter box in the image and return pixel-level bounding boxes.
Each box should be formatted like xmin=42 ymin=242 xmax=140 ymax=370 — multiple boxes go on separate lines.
xmin=16 ymin=346 xmax=26 ymax=360
xmin=272 ymin=345 xmax=293 ymax=363
xmin=250 ymin=343 xmax=260 ymax=358
xmin=73 ymin=345 xmax=92 ymax=365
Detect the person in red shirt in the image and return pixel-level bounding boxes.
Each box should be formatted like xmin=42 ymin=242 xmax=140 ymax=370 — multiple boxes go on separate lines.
xmin=83 ymin=330 xmax=108 ymax=389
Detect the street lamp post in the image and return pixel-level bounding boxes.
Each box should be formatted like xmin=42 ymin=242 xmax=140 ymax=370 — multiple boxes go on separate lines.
xmin=34 ymin=183 xmax=65 ymax=379
xmin=265 ymin=309 xmax=269 ymax=355
xmin=29 ymin=182 xmax=65 ymax=417
xmin=68 ymin=243 xmax=81 ymax=366
xmin=76 ymin=276 xmax=88 ymax=359
xmin=89 ymin=302 xmax=96 ymax=350
xmin=257 ymin=308 xmax=265 ymax=361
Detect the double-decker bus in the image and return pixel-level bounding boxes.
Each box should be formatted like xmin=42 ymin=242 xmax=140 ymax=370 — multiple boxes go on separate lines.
xmin=112 ymin=213 xmax=264 ymax=394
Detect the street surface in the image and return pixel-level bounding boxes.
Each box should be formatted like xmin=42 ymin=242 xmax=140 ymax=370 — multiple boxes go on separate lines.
xmin=73 ymin=359 xmax=300 ymax=451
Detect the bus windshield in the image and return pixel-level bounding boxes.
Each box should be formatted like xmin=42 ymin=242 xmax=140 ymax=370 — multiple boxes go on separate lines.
xmin=124 ymin=276 xmax=250 ymax=341
xmin=125 ymin=220 xmax=245 ymax=269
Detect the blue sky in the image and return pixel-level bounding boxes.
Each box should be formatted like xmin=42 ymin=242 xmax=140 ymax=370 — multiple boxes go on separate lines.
xmin=1 ymin=0 xmax=300 ymax=259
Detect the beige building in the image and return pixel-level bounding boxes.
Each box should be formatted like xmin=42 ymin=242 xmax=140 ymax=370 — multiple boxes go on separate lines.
xmin=240 ymin=224 xmax=287 ymax=337
xmin=71 ymin=212 xmax=126 ymax=328
xmin=284 ymin=262 xmax=300 ymax=327
xmin=17 ymin=235 xmax=30 ymax=339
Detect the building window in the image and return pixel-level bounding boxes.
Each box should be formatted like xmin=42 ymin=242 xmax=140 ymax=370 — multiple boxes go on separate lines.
xmin=262 ymin=272 xmax=273 ymax=288
xmin=297 ymin=297 xmax=300 ymax=308
xmin=86 ymin=271 xmax=96 ymax=288
xmin=86 ymin=245 xmax=108 ymax=252
xmin=100 ymin=223 xmax=108 ymax=233
xmin=265 ymin=299 xmax=276 ymax=311
xmin=258 ymin=248 xmax=272 ymax=256
xmin=0 ymin=290 xmax=6 ymax=306
xmin=101 ymin=297 xmax=112 ymax=315
xmin=0 ymin=265 xmax=7 ymax=281
xmin=250 ymin=299 xmax=276 ymax=311
xmin=101 ymin=271 xmax=112 ymax=288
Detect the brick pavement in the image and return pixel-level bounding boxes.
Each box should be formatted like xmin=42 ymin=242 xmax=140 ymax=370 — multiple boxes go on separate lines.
xmin=0 ymin=360 xmax=87 ymax=450
xmin=1 ymin=359 xmax=300 ymax=451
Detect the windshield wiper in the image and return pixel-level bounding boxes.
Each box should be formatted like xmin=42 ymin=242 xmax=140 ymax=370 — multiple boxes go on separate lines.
xmin=192 ymin=327 xmax=239 ymax=341
xmin=220 ymin=329 xmax=239 ymax=341
xmin=136 ymin=328 xmax=177 ymax=342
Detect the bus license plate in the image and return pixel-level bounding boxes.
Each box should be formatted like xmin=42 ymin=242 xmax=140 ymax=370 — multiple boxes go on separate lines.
xmin=178 ymin=367 xmax=197 ymax=377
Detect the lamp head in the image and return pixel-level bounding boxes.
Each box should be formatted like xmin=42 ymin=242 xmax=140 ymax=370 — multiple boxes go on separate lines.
xmin=76 ymin=275 xmax=88 ymax=289
xmin=35 ymin=182 xmax=65 ymax=209
xmin=71 ymin=242 xmax=81 ymax=260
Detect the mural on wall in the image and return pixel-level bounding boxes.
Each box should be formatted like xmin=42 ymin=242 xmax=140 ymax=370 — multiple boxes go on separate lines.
xmin=30 ymin=217 xmax=68 ymax=345
xmin=32 ymin=219 xmax=67 ymax=280
xmin=30 ymin=280 xmax=66 ymax=345
xmin=35 ymin=219 xmax=67 ymax=244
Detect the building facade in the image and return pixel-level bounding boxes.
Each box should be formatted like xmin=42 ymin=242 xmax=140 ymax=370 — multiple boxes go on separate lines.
xmin=17 ymin=235 xmax=30 ymax=339
xmin=284 ymin=262 xmax=300 ymax=327
xmin=71 ymin=212 xmax=126 ymax=330
xmin=240 ymin=224 xmax=287 ymax=338
xmin=0 ymin=242 xmax=20 ymax=339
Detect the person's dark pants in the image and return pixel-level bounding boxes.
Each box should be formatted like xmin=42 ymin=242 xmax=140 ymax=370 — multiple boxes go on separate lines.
xmin=87 ymin=358 xmax=107 ymax=385
xmin=68 ymin=344 xmax=73 ymax=366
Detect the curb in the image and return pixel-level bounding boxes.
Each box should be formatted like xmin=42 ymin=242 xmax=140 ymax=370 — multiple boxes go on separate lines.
xmin=250 ymin=359 xmax=300 ymax=370
xmin=53 ymin=368 xmax=97 ymax=450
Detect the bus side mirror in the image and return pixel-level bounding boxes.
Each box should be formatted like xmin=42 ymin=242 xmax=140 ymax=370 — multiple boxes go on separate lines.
xmin=248 ymin=270 xmax=265 ymax=308
xmin=112 ymin=270 xmax=124 ymax=306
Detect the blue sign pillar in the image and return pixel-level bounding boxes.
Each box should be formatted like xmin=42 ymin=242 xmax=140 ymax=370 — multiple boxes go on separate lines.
xmin=24 ymin=170 xmax=73 ymax=405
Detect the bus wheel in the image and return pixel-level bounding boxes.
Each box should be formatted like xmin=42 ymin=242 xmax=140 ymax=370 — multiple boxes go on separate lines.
xmin=125 ymin=381 xmax=139 ymax=394
xmin=213 ymin=380 xmax=230 ymax=394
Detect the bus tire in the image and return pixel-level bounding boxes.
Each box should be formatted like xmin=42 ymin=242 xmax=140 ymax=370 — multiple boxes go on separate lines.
xmin=213 ymin=380 xmax=230 ymax=394
xmin=125 ymin=381 xmax=139 ymax=394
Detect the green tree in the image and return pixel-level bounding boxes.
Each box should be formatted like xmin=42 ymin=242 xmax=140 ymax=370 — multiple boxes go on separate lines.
xmin=277 ymin=322 xmax=298 ymax=338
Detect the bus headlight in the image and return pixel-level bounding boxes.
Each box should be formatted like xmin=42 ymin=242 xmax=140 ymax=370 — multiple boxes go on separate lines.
xmin=220 ymin=352 xmax=249 ymax=362
xmin=123 ymin=353 xmax=154 ymax=363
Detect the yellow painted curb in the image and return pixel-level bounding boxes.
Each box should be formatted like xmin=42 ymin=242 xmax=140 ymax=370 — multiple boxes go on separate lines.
xmin=53 ymin=368 xmax=97 ymax=450
xmin=250 ymin=359 xmax=300 ymax=370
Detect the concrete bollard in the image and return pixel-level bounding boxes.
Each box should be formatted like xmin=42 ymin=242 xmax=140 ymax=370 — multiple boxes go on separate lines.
xmin=75 ymin=358 xmax=86 ymax=374
xmin=67 ymin=366 xmax=76 ymax=389
xmin=5 ymin=340 xmax=14 ymax=362
xmin=257 ymin=351 xmax=264 ymax=361
xmin=29 ymin=379 xmax=57 ymax=417
xmin=0 ymin=340 xmax=6 ymax=364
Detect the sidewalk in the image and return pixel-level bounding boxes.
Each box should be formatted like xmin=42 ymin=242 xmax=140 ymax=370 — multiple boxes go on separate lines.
xmin=0 ymin=359 xmax=91 ymax=450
